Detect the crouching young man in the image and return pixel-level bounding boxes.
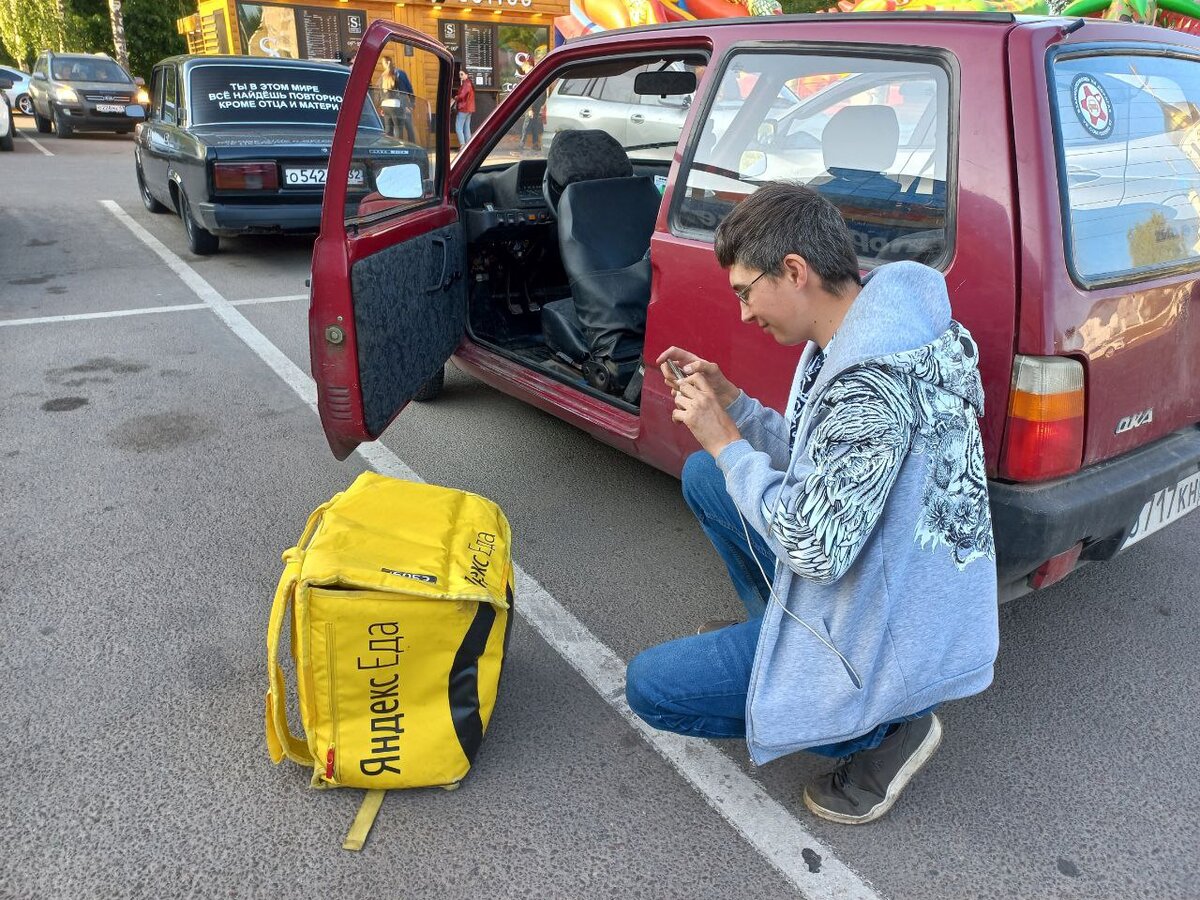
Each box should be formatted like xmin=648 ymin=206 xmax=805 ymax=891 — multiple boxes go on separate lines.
xmin=626 ymin=183 xmax=1000 ymax=824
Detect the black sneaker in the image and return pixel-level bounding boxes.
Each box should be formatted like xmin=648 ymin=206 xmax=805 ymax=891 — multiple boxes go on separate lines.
xmin=803 ymin=713 xmax=942 ymax=824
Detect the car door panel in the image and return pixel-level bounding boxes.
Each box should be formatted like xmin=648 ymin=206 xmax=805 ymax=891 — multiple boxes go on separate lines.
xmin=310 ymin=21 xmax=460 ymax=459
xmin=351 ymin=222 xmax=465 ymax=436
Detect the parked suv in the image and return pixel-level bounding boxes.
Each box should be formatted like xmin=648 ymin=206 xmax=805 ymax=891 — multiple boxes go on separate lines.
xmin=28 ymin=51 xmax=147 ymax=138
xmin=310 ymin=16 xmax=1200 ymax=602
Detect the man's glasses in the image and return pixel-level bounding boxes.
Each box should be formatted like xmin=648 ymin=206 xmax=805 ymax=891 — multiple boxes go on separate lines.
xmin=734 ymin=270 xmax=768 ymax=305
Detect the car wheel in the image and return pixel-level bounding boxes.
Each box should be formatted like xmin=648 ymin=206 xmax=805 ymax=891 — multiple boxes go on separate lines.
xmin=33 ymin=107 xmax=51 ymax=134
xmin=52 ymin=108 xmax=73 ymax=138
xmin=0 ymin=128 xmax=13 ymax=153
xmin=179 ymin=191 xmax=219 ymax=255
xmin=136 ymin=161 xmax=168 ymax=214
xmin=116 ymin=127 xmax=132 ymax=135
xmin=17 ymin=95 xmax=32 ymax=116
xmin=412 ymin=365 xmax=445 ymax=402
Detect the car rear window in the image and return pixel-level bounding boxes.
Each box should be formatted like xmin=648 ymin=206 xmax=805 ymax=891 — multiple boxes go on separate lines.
xmin=188 ymin=64 xmax=365 ymax=127
xmin=674 ymin=51 xmax=953 ymax=269
xmin=1053 ymin=53 xmax=1200 ymax=285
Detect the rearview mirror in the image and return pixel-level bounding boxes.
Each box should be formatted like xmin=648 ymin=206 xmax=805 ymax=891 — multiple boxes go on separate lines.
xmin=739 ymin=150 xmax=767 ymax=179
xmin=124 ymin=104 xmax=145 ymax=119
xmin=32 ymin=72 xmax=45 ymax=80
xmin=375 ymin=163 xmax=423 ymax=199
xmin=634 ymin=70 xmax=696 ymax=98
xmin=134 ymin=76 xmax=145 ymax=86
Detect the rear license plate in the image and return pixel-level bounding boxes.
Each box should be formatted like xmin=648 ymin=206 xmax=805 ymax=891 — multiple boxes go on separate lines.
xmin=96 ymin=103 xmax=124 ymax=113
xmin=1121 ymin=470 xmax=1200 ymax=549
xmin=284 ymin=167 xmax=365 ymax=187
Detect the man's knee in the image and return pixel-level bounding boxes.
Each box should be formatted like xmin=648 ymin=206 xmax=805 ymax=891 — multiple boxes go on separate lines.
xmin=625 ymin=646 xmax=668 ymax=722
xmin=681 ymin=450 xmax=719 ymax=514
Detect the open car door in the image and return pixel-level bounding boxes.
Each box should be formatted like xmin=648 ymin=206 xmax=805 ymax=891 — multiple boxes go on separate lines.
xmin=310 ymin=21 xmax=462 ymax=459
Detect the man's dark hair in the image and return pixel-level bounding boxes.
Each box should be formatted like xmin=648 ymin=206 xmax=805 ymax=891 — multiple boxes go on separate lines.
xmin=714 ymin=182 xmax=862 ymax=294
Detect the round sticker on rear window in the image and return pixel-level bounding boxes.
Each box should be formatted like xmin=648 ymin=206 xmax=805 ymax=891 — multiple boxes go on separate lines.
xmin=1072 ymin=74 xmax=1114 ymax=139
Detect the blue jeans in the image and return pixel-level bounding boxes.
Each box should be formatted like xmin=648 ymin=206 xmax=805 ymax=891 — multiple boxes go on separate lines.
xmin=626 ymin=451 xmax=927 ymax=758
xmin=455 ymin=111 xmax=472 ymax=145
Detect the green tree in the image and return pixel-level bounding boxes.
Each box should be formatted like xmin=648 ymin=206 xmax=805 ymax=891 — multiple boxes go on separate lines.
xmin=0 ymin=0 xmax=65 ymax=68
xmin=780 ymin=0 xmax=835 ymax=11
xmin=64 ymin=0 xmax=112 ymax=54
xmin=122 ymin=0 xmax=189 ymax=81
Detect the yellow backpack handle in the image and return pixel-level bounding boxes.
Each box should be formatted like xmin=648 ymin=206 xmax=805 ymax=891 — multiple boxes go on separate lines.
xmin=265 ymin=496 xmax=337 ymax=766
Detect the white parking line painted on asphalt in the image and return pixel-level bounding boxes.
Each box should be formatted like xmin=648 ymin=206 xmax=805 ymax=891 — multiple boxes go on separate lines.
xmin=0 ymin=294 xmax=307 ymax=329
xmin=100 ymin=198 xmax=883 ymax=900
xmin=17 ymin=131 xmax=54 ymax=157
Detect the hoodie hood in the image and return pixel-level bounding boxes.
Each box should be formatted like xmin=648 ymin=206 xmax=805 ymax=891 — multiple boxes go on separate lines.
xmin=815 ymin=260 xmax=985 ymax=417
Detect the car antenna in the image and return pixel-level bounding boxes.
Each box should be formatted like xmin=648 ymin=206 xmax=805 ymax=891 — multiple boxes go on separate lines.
xmin=1059 ymin=18 xmax=1086 ymax=37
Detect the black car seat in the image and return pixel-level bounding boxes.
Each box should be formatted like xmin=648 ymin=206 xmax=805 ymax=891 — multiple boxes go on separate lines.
xmin=540 ymin=129 xmax=661 ymax=394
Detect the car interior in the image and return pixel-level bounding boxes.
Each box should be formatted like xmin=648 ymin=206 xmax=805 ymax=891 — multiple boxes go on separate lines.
xmin=456 ymin=56 xmax=703 ymax=410
xmin=441 ymin=53 xmax=948 ymax=413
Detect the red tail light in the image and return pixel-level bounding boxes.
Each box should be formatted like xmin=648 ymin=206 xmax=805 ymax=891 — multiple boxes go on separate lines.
xmin=213 ymin=162 xmax=278 ymax=191
xmin=1000 ymin=355 xmax=1085 ymax=482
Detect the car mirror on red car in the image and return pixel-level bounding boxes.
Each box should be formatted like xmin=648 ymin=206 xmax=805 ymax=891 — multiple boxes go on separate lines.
xmin=375 ymin=163 xmax=424 ymax=200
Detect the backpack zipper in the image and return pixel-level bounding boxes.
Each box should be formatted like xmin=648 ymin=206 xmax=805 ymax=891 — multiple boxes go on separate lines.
xmin=325 ymin=621 xmax=339 ymax=783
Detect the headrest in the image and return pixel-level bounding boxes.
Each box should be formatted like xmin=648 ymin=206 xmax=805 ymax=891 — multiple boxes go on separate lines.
xmin=544 ymin=130 xmax=633 ymax=210
xmin=822 ymin=106 xmax=899 ymax=174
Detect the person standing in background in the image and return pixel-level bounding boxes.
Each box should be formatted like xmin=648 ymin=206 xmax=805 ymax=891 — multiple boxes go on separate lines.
xmin=389 ymin=60 xmax=417 ymax=143
xmin=453 ymin=69 xmax=476 ymax=146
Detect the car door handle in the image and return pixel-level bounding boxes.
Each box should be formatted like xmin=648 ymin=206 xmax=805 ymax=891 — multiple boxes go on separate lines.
xmin=579 ymin=109 xmax=591 ymax=118
xmin=631 ymin=113 xmax=644 ymax=124
xmin=427 ymin=236 xmax=448 ymax=292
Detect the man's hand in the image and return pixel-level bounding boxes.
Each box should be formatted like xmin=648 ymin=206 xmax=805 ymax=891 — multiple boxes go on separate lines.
xmin=656 ymin=346 xmax=740 ymax=408
xmin=673 ymin=372 xmax=743 ymax=457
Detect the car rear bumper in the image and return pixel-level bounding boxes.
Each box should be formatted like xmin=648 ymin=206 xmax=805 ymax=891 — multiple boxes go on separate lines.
xmin=990 ymin=425 xmax=1200 ymax=595
xmin=195 ymin=200 xmax=323 ymax=236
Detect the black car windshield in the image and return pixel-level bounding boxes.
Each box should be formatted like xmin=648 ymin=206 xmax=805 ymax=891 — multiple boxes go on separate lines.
xmin=188 ymin=64 xmax=380 ymax=129
xmin=52 ymin=58 xmax=130 ymax=83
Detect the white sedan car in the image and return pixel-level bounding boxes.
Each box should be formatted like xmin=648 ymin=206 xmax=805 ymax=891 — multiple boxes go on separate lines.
xmin=0 ymin=65 xmax=32 ymax=116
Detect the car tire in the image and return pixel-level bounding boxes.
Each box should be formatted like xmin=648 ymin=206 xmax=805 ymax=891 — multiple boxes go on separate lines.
xmin=179 ymin=191 xmax=219 ymax=255
xmin=0 ymin=128 xmax=13 ymax=152
xmin=33 ymin=107 xmax=51 ymax=133
xmin=53 ymin=108 xmax=73 ymax=138
xmin=413 ymin=365 xmax=445 ymax=402
xmin=136 ymin=162 xmax=168 ymax=214
xmin=17 ymin=95 xmax=32 ymax=116
xmin=116 ymin=127 xmax=132 ymax=135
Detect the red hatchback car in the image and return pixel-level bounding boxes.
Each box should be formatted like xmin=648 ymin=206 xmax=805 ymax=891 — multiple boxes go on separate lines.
xmin=310 ymin=13 xmax=1200 ymax=601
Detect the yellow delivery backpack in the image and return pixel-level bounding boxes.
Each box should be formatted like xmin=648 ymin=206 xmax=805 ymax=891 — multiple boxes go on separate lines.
xmin=266 ymin=473 xmax=513 ymax=849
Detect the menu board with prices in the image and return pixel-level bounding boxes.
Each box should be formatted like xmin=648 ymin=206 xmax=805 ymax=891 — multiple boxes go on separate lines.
xmin=464 ymin=23 xmax=494 ymax=88
xmin=300 ymin=7 xmax=340 ymax=60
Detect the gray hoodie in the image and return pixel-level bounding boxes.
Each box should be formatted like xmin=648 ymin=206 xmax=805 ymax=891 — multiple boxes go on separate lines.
xmin=716 ymin=261 xmax=999 ymax=765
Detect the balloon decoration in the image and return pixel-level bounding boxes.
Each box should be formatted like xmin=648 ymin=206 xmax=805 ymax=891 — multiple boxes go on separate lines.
xmin=822 ymin=0 xmax=1047 ymax=12
xmin=557 ymin=0 xmax=780 ymax=41
xmin=1061 ymin=0 xmax=1200 ymax=26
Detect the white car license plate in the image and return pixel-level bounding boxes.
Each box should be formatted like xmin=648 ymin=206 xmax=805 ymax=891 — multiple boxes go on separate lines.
xmin=285 ymin=167 xmax=327 ymax=186
xmin=1121 ymin=470 xmax=1200 ymax=549
xmin=284 ymin=167 xmax=365 ymax=187
xmin=96 ymin=103 xmax=125 ymax=113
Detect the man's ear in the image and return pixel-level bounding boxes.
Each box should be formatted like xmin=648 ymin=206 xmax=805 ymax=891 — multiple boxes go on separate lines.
xmin=781 ymin=253 xmax=809 ymax=291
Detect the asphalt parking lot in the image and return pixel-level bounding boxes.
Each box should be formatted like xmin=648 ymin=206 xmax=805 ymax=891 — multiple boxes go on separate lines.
xmin=2 ymin=119 xmax=1198 ymax=900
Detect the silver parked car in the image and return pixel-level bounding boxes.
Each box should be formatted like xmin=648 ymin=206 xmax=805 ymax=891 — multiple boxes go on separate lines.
xmin=0 ymin=65 xmax=32 ymax=116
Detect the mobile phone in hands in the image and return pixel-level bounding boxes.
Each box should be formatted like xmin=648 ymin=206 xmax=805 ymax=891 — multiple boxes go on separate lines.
xmin=666 ymin=359 xmax=686 ymax=381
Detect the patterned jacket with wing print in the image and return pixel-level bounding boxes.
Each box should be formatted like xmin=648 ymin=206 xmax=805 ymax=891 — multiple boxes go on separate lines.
xmin=715 ymin=260 xmax=999 ymax=764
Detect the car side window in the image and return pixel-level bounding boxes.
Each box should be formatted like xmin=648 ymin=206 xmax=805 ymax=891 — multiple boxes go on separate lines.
xmin=1053 ymin=53 xmax=1200 ymax=285
xmin=150 ymin=67 xmax=163 ymax=120
xmin=163 ymin=68 xmax=178 ymax=125
xmin=479 ymin=56 xmax=703 ymax=169
xmin=674 ymin=51 xmax=953 ymax=268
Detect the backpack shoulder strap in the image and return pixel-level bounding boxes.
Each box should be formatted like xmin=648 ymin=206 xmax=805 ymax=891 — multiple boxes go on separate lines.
xmin=265 ymin=500 xmax=332 ymax=765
